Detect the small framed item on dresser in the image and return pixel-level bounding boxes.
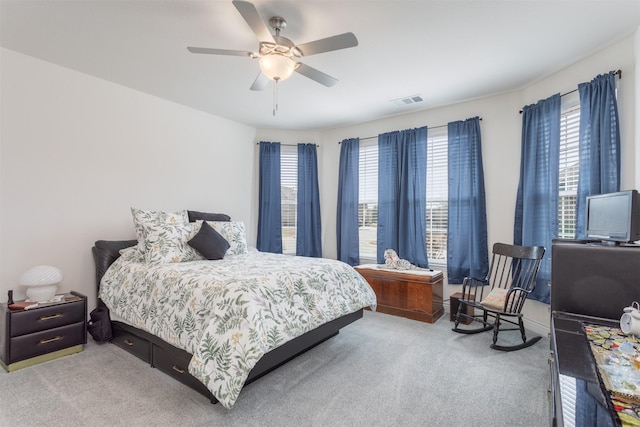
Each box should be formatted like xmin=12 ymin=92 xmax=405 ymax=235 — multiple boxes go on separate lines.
xmin=0 ymin=291 xmax=87 ymax=372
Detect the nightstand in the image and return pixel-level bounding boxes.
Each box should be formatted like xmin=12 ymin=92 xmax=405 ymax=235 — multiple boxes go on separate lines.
xmin=0 ymin=291 xmax=87 ymax=372
xmin=449 ymin=292 xmax=474 ymax=325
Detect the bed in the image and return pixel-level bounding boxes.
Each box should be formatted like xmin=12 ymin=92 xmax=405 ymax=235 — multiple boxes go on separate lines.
xmin=92 ymin=211 xmax=376 ymax=409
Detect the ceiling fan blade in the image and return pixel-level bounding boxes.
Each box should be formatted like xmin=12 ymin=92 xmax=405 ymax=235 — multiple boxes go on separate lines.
xmin=250 ymin=72 xmax=270 ymax=91
xmin=187 ymin=47 xmax=253 ymax=57
xmin=295 ymin=63 xmax=338 ymax=87
xmin=295 ymin=32 xmax=358 ymax=57
xmin=232 ymin=0 xmax=275 ymax=43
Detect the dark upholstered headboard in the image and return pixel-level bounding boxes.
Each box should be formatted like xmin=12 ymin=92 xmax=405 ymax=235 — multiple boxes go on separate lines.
xmin=92 ymin=240 xmax=137 ymax=291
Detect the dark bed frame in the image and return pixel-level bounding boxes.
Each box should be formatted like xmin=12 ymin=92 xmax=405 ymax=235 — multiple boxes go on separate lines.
xmin=92 ymin=240 xmax=364 ymax=404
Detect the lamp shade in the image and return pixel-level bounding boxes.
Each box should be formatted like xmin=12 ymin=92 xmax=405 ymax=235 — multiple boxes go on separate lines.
xmin=259 ymin=54 xmax=295 ymax=81
xmin=19 ymin=265 xmax=63 ymax=302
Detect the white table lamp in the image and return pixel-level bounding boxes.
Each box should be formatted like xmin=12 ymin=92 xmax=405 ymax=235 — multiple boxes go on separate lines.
xmin=19 ymin=265 xmax=63 ymax=302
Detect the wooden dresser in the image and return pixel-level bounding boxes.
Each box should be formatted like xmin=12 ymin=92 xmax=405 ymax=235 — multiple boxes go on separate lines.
xmin=354 ymin=265 xmax=444 ymax=323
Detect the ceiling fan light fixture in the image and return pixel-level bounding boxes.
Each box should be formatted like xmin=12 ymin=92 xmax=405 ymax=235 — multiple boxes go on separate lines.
xmin=259 ymin=54 xmax=295 ymax=82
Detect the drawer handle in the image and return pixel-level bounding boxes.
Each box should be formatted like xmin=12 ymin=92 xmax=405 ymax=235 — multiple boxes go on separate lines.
xmin=123 ymin=339 xmax=134 ymax=347
xmin=40 ymin=313 xmax=62 ymax=321
xmin=172 ymin=365 xmax=185 ymax=375
xmin=39 ymin=336 xmax=61 ymax=344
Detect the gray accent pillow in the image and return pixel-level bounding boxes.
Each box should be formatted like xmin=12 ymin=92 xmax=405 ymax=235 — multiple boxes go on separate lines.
xmin=188 ymin=221 xmax=230 ymax=260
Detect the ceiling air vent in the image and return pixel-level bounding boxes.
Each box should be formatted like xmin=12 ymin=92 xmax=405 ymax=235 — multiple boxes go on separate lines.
xmin=391 ymin=94 xmax=424 ymax=107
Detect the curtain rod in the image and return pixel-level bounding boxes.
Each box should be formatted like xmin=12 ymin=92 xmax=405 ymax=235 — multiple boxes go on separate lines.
xmin=343 ymin=117 xmax=483 ymax=143
xmin=255 ymin=142 xmax=319 ymax=147
xmin=519 ymin=69 xmax=622 ymax=114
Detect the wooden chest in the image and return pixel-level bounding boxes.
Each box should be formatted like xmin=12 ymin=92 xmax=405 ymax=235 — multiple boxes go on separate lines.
xmin=354 ymin=265 xmax=444 ymax=323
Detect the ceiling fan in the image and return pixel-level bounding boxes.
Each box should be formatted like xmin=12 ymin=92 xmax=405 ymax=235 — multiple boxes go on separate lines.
xmin=187 ymin=0 xmax=358 ymax=91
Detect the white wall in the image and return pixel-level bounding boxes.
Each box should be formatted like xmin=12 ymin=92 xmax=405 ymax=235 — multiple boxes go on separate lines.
xmin=0 ymin=48 xmax=258 ymax=309
xmin=636 ymin=28 xmax=640 ymax=189
xmin=261 ymin=35 xmax=638 ymax=334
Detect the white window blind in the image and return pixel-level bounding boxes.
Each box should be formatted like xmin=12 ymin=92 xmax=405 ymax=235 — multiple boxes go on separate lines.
xmin=558 ymin=104 xmax=580 ymax=239
xmin=558 ymin=374 xmax=577 ymax=427
xmin=426 ymin=128 xmax=448 ymax=263
xmin=358 ymin=140 xmax=378 ymax=259
xmin=281 ymin=145 xmax=297 ymax=254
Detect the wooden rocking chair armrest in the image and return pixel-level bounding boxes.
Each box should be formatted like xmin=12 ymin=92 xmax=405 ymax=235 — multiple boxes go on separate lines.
xmin=506 ymin=286 xmax=534 ymax=302
xmin=461 ymin=276 xmax=489 ymax=301
xmin=508 ymin=286 xmax=532 ymax=295
xmin=498 ymin=287 xmax=532 ymax=313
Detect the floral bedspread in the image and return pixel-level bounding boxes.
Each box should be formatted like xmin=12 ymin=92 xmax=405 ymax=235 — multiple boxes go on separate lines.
xmin=99 ymin=250 xmax=376 ymax=408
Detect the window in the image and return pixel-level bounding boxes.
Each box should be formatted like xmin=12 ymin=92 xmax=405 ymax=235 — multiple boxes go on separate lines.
xmin=425 ymin=128 xmax=448 ymax=263
xmin=358 ymin=140 xmax=378 ymax=259
xmin=281 ymin=145 xmax=297 ymax=254
xmin=357 ymin=130 xmax=449 ymax=263
xmin=558 ymin=103 xmax=580 ymax=239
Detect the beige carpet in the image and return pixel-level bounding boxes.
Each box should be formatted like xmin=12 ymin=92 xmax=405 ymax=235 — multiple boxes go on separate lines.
xmin=0 ymin=310 xmax=549 ymax=426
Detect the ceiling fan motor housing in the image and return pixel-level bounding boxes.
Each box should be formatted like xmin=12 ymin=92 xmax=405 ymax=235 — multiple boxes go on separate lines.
xmin=260 ymin=36 xmax=301 ymax=58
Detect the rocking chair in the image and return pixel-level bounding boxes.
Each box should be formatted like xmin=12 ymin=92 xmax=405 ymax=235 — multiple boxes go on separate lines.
xmin=452 ymin=242 xmax=546 ymax=351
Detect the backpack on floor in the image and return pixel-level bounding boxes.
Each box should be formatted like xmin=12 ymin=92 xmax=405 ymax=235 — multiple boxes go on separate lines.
xmin=87 ymin=305 xmax=113 ymax=343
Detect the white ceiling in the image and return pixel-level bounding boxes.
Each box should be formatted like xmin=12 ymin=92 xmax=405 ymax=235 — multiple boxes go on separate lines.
xmin=2 ymin=0 xmax=639 ymax=131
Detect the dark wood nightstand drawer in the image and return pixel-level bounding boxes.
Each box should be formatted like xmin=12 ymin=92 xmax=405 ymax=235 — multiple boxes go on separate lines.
xmin=10 ymin=303 xmax=84 ymax=337
xmin=152 ymin=343 xmax=212 ymax=398
xmin=112 ymin=323 xmax=151 ymax=363
xmin=9 ymin=321 xmax=86 ymax=364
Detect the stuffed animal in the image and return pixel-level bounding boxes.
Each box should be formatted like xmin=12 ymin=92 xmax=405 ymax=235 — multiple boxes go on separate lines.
xmin=383 ymin=249 xmax=414 ymax=270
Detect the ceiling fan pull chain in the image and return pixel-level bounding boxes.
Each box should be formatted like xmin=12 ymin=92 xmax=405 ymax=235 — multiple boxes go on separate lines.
xmin=273 ymin=78 xmax=279 ymax=116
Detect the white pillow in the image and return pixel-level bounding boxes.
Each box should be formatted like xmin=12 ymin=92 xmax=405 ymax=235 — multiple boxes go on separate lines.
xmin=205 ymin=221 xmax=248 ymax=255
xmin=131 ymin=208 xmax=188 ymax=255
xmin=140 ymin=221 xmax=204 ymax=264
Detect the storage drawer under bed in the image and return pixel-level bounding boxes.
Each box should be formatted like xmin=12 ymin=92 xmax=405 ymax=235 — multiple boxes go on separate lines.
xmin=151 ymin=343 xmax=214 ymax=400
xmin=111 ymin=322 xmax=151 ymax=363
xmin=110 ymin=322 xmax=215 ymax=401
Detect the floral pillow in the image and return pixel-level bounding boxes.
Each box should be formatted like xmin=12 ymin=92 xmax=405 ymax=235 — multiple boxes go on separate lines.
xmin=131 ymin=208 xmax=188 ymax=255
xmin=118 ymin=246 xmax=145 ymax=263
xmin=205 ymin=221 xmax=248 ymax=255
xmin=139 ymin=221 xmax=204 ymax=264
xmin=480 ymin=288 xmax=509 ymax=311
